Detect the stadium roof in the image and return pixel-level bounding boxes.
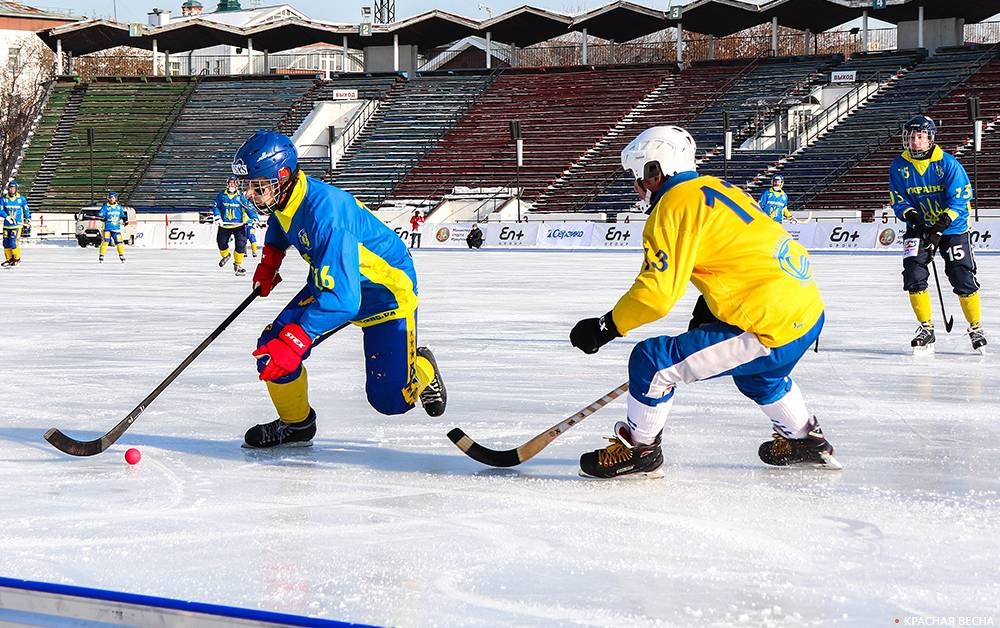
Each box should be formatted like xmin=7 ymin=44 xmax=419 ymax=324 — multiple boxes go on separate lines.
xmin=38 ymin=0 xmax=1000 ymax=56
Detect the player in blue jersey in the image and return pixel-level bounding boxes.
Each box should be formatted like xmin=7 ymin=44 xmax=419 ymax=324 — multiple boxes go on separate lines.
xmin=757 ymin=175 xmax=795 ymax=223
xmin=1 ymin=181 xmax=29 ymax=267
xmin=570 ymin=126 xmax=837 ymax=479
xmin=212 ymin=176 xmax=258 ymax=276
xmin=231 ymin=130 xmax=447 ymax=448
xmin=97 ymin=191 xmax=128 ymax=263
xmin=244 ymin=219 xmax=261 ymax=258
xmin=889 ymin=115 xmax=986 ymax=354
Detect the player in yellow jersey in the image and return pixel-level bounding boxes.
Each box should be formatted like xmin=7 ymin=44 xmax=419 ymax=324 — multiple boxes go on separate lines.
xmin=569 ymin=126 xmax=840 ymax=478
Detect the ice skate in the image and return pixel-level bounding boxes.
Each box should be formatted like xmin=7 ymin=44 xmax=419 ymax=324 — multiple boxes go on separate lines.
xmin=417 ymin=346 xmax=447 ymax=417
xmin=119 ymin=255 xmax=126 ymax=263
xmin=911 ymin=322 xmax=935 ymax=356
xmin=98 ymin=255 xmax=104 ymax=263
xmin=579 ymin=422 xmax=664 ymax=479
xmin=758 ymin=418 xmax=841 ymax=469
xmin=218 ymin=253 xmax=231 ymax=268
xmin=234 ymin=265 xmax=246 ymax=276
xmin=969 ymin=325 xmax=987 ymax=355
xmin=243 ymin=409 xmax=316 ymax=449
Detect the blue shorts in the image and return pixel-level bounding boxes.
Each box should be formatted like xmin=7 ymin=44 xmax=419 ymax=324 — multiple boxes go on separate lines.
xmin=257 ymin=287 xmax=420 ymax=416
xmin=629 ymin=314 xmax=824 ymax=407
xmin=103 ymin=230 xmax=123 ymax=244
xmin=2 ymin=226 xmax=21 ymax=249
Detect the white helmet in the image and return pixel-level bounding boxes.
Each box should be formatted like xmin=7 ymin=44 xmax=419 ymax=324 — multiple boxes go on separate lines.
xmin=621 ymin=126 xmax=697 ymax=182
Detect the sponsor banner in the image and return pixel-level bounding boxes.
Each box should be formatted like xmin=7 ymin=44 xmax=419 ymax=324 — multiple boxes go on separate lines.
xmin=968 ymin=222 xmax=1000 ymax=251
xmin=812 ymin=223 xmax=878 ymax=249
xmin=536 ymin=221 xmax=594 ymax=248
xmin=427 ymin=223 xmax=475 ymax=248
xmin=137 ymin=223 xmax=217 ymax=249
xmin=873 ymin=224 xmax=909 ymax=251
xmin=784 ymin=222 xmax=818 ymax=249
xmin=483 ymin=222 xmax=539 ymax=247
xmin=591 ymin=223 xmax=642 ymax=248
xmin=831 ymin=70 xmax=856 ymax=83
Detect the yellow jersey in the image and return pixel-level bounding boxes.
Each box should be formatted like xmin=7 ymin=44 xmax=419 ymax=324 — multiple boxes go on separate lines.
xmin=611 ymin=172 xmax=823 ymax=348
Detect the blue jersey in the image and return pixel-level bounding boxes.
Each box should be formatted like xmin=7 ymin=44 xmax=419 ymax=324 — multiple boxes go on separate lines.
xmin=757 ymin=188 xmax=789 ymax=222
xmin=889 ymin=146 xmax=972 ymax=235
xmin=1 ymin=194 xmax=30 ymax=227
xmin=213 ymin=190 xmax=257 ymax=226
xmin=98 ymin=202 xmax=127 ymax=232
xmin=264 ymin=172 xmax=418 ymax=339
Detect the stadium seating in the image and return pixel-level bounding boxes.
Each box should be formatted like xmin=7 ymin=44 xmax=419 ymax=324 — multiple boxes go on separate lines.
xmin=766 ymin=46 xmax=998 ymax=213
xmin=129 ymin=75 xmax=315 ymax=211
xmin=21 ymin=78 xmax=195 ymax=213
xmin=577 ymin=55 xmax=838 ymax=215
xmin=388 ymin=65 xmax=672 ymax=209
xmin=16 ymin=81 xmax=76 ymax=206
xmin=329 ymin=72 xmax=496 ymax=207
xmin=277 ymin=74 xmax=402 ymax=177
xmin=806 ymin=51 xmax=1000 ymax=213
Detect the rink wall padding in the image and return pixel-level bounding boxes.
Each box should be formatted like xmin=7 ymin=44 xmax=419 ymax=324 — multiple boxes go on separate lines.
xmin=0 ymin=576 xmax=374 ymax=628
xmin=412 ymin=221 xmax=1000 ymax=252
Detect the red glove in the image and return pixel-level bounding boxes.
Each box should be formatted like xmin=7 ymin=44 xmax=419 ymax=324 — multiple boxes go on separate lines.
xmin=252 ymin=323 xmax=313 ymax=381
xmin=253 ymin=244 xmax=285 ymax=297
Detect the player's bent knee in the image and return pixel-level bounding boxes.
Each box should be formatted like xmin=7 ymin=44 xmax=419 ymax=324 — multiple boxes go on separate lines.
xmin=366 ymin=389 xmax=411 ymax=416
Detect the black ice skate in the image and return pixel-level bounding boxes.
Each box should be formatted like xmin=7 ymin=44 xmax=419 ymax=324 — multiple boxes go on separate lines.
xmin=119 ymin=255 xmax=126 ymax=263
xmin=969 ymin=325 xmax=988 ymax=355
xmin=0 ymin=259 xmax=12 ymax=268
xmin=911 ymin=322 xmax=935 ymax=356
xmin=417 ymin=346 xmax=447 ymax=417
xmin=98 ymin=255 xmax=104 ymax=263
xmin=234 ymin=265 xmax=246 ymax=276
xmin=579 ymin=422 xmax=664 ymax=479
xmin=243 ymin=409 xmax=317 ymax=448
xmin=758 ymin=418 xmax=841 ymax=469
xmin=218 ymin=253 xmax=231 ymax=268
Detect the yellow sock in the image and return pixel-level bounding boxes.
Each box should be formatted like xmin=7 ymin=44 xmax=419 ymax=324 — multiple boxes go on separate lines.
xmin=265 ymin=367 xmax=310 ymax=423
xmin=12 ymin=246 xmax=20 ymax=261
xmin=220 ymin=248 xmax=230 ymax=258
xmin=3 ymin=248 xmax=10 ymax=261
xmin=959 ymin=292 xmax=982 ymax=327
xmin=909 ymin=290 xmax=932 ymax=324
xmin=116 ymin=243 xmax=125 ymax=256
xmin=234 ymin=252 xmax=245 ymax=266
xmin=99 ymin=241 xmax=108 ymax=256
xmin=251 ymin=242 xmax=258 ymax=254
xmin=414 ymin=355 xmax=435 ymax=394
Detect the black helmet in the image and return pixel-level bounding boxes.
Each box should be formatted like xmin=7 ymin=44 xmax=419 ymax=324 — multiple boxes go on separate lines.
xmin=902 ymin=115 xmax=936 ymax=159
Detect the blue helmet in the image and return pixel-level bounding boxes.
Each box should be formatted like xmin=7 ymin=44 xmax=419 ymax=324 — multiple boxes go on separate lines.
xmin=232 ymin=130 xmax=298 ymax=213
xmin=771 ymin=174 xmax=784 ymax=184
xmin=6 ymin=180 xmax=17 ymax=189
xmin=107 ymin=191 xmax=118 ymax=200
xmin=232 ymin=130 xmax=297 ymax=181
xmin=902 ymin=115 xmax=936 ymax=158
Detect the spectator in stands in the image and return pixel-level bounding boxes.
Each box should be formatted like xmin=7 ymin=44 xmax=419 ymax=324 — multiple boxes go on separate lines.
xmin=757 ymin=175 xmax=795 ymax=223
xmin=466 ymin=223 xmax=484 ymax=249
xmin=890 ymin=114 xmax=986 ymax=354
xmin=1 ymin=181 xmax=29 ymax=268
xmin=409 ymin=210 xmax=424 ymax=249
xmin=212 ymin=176 xmax=259 ymax=276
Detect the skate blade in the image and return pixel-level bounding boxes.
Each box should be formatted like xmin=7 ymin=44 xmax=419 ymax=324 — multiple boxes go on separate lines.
xmin=975 ymin=346 xmax=987 ymax=356
xmin=817 ymin=452 xmax=843 ymax=470
xmin=578 ymin=466 xmax=665 ymax=480
xmin=911 ymin=344 xmax=935 ymax=357
xmin=241 ymin=440 xmax=314 ymax=450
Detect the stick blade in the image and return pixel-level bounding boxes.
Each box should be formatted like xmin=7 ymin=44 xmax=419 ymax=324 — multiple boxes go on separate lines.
xmin=44 ymin=428 xmax=107 ymax=457
xmin=945 ymin=316 xmax=955 ymax=333
xmin=447 ymin=428 xmax=523 ymax=468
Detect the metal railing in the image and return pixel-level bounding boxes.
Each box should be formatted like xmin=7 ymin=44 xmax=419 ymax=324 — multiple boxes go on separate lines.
xmin=333 ymin=98 xmax=382 ymax=169
xmin=791 ymin=75 xmax=886 ymax=152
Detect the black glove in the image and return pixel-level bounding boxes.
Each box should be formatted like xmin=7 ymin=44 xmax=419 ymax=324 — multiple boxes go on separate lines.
xmin=688 ymin=295 xmax=720 ymax=331
xmin=570 ymin=311 xmax=621 ymax=354
xmin=921 ymin=213 xmax=953 ymax=256
xmin=901 ymin=207 xmax=921 ymax=225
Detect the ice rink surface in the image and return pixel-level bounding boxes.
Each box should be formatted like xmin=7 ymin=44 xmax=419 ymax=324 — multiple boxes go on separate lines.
xmin=1 ymin=246 xmax=998 ymax=627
